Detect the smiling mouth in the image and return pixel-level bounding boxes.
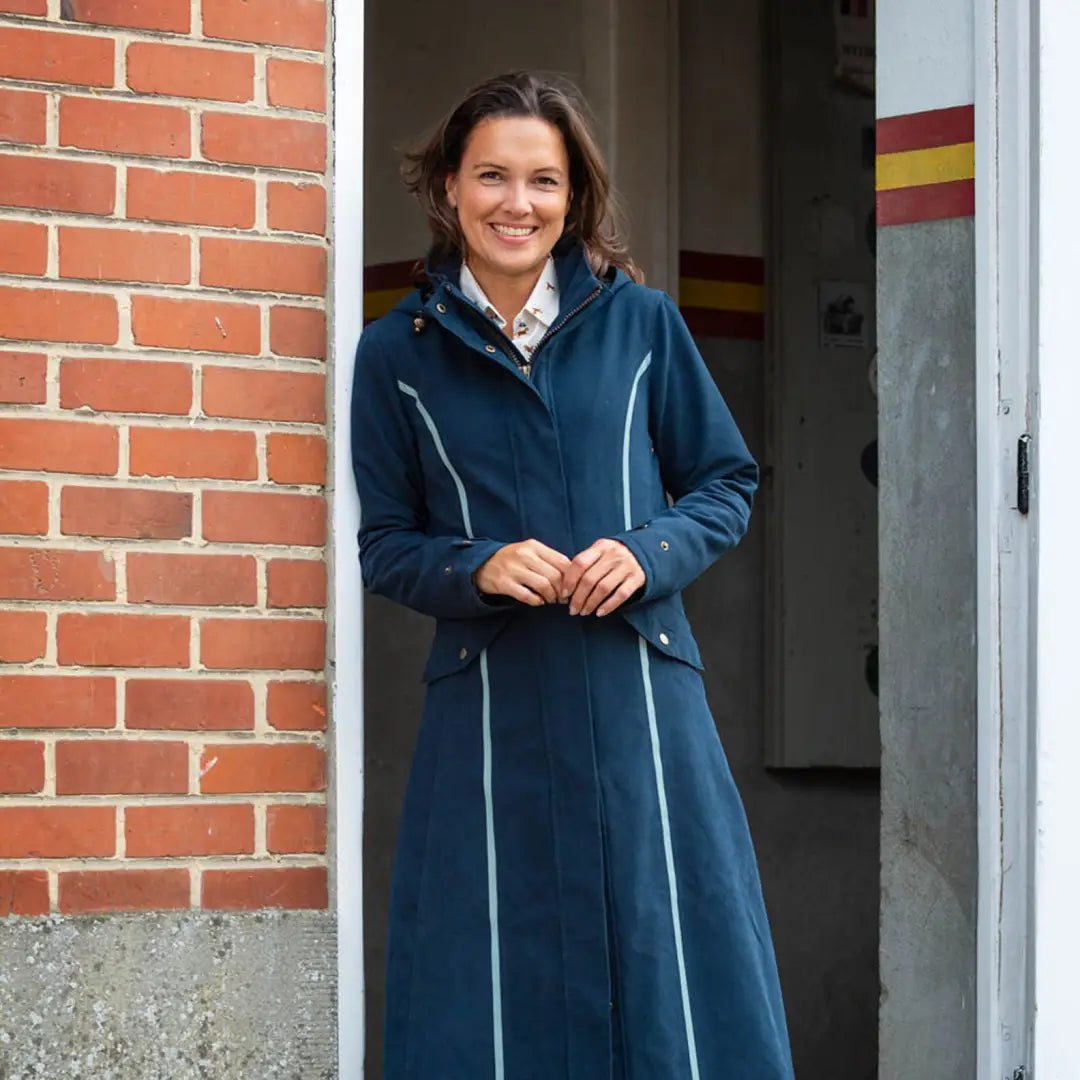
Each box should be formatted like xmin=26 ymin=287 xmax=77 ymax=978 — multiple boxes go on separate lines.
xmin=490 ymin=224 xmax=538 ymax=237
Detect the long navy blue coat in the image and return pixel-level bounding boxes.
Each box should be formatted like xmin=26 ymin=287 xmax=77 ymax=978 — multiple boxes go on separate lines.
xmin=351 ymin=244 xmax=794 ymax=1080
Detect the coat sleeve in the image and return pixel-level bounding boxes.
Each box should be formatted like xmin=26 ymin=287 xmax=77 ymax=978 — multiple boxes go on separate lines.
xmin=350 ymin=331 xmax=514 ymax=619
xmin=611 ymin=293 xmax=759 ymax=601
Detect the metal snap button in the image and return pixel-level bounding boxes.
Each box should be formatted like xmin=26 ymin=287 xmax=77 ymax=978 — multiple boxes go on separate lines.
xmin=659 ymin=633 xmax=670 ymax=646
xmin=444 ymin=566 xmax=452 ymax=575
xmin=485 ymin=344 xmax=497 ymax=353
xmin=660 ymin=540 xmax=670 ymax=550
xmin=459 ymin=647 xmax=468 ymax=660
xmin=436 ymin=303 xmax=447 ymax=314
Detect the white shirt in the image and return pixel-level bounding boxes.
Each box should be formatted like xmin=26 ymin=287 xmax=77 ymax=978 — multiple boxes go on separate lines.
xmin=460 ymin=256 xmax=560 ymax=369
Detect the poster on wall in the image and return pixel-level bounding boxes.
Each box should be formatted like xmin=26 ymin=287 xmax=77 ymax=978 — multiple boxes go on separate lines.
xmin=834 ymin=0 xmax=875 ymax=94
xmin=819 ymin=280 xmax=870 ymax=348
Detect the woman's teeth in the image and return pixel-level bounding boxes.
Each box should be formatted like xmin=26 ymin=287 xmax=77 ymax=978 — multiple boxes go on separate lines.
xmin=491 ymin=225 xmax=536 ymax=236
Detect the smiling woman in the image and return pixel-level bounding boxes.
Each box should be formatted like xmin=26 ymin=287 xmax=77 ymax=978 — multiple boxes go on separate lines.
xmin=351 ymin=71 xmax=794 ymax=1080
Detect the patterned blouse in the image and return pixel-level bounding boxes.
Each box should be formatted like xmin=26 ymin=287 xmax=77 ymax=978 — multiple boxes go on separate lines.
xmin=460 ymin=256 xmax=560 ymax=372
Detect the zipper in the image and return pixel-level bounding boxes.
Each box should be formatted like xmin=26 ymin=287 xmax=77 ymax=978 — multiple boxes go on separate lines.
xmin=527 ymin=286 xmax=603 ymax=370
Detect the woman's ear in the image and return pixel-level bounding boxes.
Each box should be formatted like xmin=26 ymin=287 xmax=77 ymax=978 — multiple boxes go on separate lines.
xmin=445 ymin=173 xmax=458 ymax=210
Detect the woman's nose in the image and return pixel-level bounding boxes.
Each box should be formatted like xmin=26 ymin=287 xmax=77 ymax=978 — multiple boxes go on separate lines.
xmin=502 ymin=180 xmax=531 ymax=215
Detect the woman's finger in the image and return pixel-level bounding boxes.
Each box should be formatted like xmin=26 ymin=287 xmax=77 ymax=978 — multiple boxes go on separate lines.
xmin=517 ymin=568 xmax=560 ymax=605
xmin=501 ymin=580 xmax=547 ymax=607
xmin=576 ymin=566 xmax=627 ymax=617
xmin=596 ymin=575 xmax=643 ymax=617
xmin=563 ymin=544 xmax=604 ymax=603
xmin=572 ymin=562 xmax=623 ymax=616
xmin=528 ymin=541 xmax=572 ymax=572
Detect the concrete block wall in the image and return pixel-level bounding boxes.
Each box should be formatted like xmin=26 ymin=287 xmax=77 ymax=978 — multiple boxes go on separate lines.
xmin=0 ymin=0 xmax=330 ymax=918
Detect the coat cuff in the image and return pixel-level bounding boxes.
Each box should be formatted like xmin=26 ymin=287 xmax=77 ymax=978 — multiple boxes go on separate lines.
xmin=447 ymin=538 xmax=517 ymax=614
xmin=609 ymin=523 xmax=673 ymax=604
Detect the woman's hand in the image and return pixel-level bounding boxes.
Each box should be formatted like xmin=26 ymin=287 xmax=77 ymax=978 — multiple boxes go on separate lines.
xmin=474 ymin=540 xmax=571 ymax=606
xmin=561 ymin=539 xmax=645 ymax=617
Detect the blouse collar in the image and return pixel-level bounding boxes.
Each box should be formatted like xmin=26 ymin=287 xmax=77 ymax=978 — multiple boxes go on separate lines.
xmin=459 ymin=256 xmax=559 ymax=331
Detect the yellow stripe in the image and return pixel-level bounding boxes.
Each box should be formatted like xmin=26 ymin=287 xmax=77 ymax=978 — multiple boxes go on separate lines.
xmin=876 ymin=141 xmax=975 ymax=191
xmin=678 ymin=278 xmax=765 ymax=314
xmin=364 ymin=286 xmax=412 ymax=321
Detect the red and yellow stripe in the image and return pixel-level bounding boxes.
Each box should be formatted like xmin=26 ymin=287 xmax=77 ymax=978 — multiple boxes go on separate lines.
xmin=362 ymin=251 xmax=767 ymax=340
xmin=876 ymin=104 xmax=974 ymax=226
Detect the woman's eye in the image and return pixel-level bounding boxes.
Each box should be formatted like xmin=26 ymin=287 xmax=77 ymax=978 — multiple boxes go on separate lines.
xmin=479 ymin=171 xmax=502 ymax=181
xmin=535 ymin=176 xmax=558 ymax=186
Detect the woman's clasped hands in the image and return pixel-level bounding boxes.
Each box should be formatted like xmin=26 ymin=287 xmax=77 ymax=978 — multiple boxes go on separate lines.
xmin=474 ymin=538 xmax=646 ymax=617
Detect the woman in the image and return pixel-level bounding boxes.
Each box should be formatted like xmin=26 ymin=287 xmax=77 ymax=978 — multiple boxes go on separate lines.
xmin=352 ymin=71 xmax=794 ymax=1080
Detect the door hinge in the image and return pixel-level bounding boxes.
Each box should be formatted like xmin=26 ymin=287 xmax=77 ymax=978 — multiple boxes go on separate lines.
xmin=1017 ymin=434 xmax=1032 ymax=515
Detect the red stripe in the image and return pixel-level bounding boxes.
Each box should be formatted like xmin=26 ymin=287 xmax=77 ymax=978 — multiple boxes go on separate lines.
xmin=364 ymin=259 xmax=419 ymax=291
xmin=877 ymin=105 xmax=974 ymax=154
xmin=680 ymin=307 xmax=765 ymax=340
xmin=679 ymin=251 xmax=764 ymax=284
xmin=877 ymin=178 xmax=975 ymax=226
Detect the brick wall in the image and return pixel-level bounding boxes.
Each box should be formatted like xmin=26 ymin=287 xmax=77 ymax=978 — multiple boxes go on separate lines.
xmin=0 ymin=0 xmax=330 ymax=916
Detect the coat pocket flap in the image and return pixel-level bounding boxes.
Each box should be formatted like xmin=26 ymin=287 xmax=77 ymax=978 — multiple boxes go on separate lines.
xmin=422 ymin=613 xmax=512 ymax=683
xmin=621 ymin=602 xmax=704 ymax=671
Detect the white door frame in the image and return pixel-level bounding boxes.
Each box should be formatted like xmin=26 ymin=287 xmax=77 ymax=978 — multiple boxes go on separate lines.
xmin=330 ymin=1 xmax=366 ymax=1077
xmin=1031 ymin=3 xmax=1080 ymax=1075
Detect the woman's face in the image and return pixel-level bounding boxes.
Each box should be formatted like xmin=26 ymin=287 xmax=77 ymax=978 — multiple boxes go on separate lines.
xmin=446 ymin=115 xmax=571 ymax=284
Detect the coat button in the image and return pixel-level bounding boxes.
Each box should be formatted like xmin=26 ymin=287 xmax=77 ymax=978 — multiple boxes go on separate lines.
xmin=436 ymin=303 xmax=447 ymax=314
xmin=659 ymin=633 xmax=670 ymax=646
xmin=459 ymin=647 xmax=468 ymax=660
xmin=485 ymin=344 xmax=497 ymax=354
xmin=444 ymin=566 xmax=452 ymax=575
xmin=660 ymin=540 xmax=670 ymax=550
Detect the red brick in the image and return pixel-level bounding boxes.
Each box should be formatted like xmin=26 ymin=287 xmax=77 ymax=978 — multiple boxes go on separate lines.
xmin=202 ymin=112 xmax=325 ymax=172
xmin=127 ymin=803 xmax=254 ymax=857
xmin=0 ymin=674 xmax=115 ymax=728
xmin=0 ymin=220 xmax=45 ymax=276
xmin=66 ymin=0 xmax=190 ymax=33
xmin=126 ymin=678 xmax=253 ymax=730
xmin=267 ymin=803 xmax=325 ymax=853
xmin=0 ymin=352 xmax=46 ymax=404
xmin=132 ymin=295 xmax=260 ymax=355
xmin=0 ymin=870 xmax=49 ymax=916
xmin=0 ymin=805 xmax=114 ymax=857
xmin=267 ymin=559 xmax=325 ymax=609
xmin=0 ymin=418 xmax=116 ymax=475
xmin=129 ymin=427 xmax=256 ymax=480
xmin=200 ymin=618 xmax=325 ymax=671
xmin=127 ymin=168 xmax=254 ymax=229
xmin=203 ymin=866 xmax=327 ymax=911
xmin=61 ymin=486 xmax=192 ymax=540
xmin=56 ymin=738 xmax=187 ymax=794
xmin=0 ymin=480 xmax=47 ymax=535
xmin=267 ymin=433 xmax=325 ymax=485
xmin=267 ymin=58 xmax=325 ymax=112
xmin=203 ymin=367 xmax=325 ymax=423
xmin=0 ymin=286 xmax=117 ymax=345
xmin=267 ymin=680 xmax=325 ymax=731
xmin=267 ymin=182 xmax=325 ymax=236
xmin=203 ymin=0 xmax=326 ymax=50
xmin=0 ymin=0 xmax=46 ymax=14
xmin=0 ymin=155 xmax=114 ymax=215
xmin=0 ymin=547 xmax=115 ymax=601
xmin=0 ymin=26 xmax=113 ymax=87
xmin=59 ymin=226 xmax=190 ymax=285
xmin=202 ymin=491 xmax=325 ymax=546
xmin=60 ymin=869 xmax=189 ymax=914
xmin=57 ymin=612 xmax=190 ymax=667
xmin=127 ymin=553 xmax=256 ymax=606
xmin=61 ymin=357 xmax=192 ymax=415
xmin=200 ymin=743 xmax=324 ymax=793
xmin=60 ymin=96 xmax=190 ymax=158
xmin=270 ymin=305 xmax=325 ymax=359
xmin=201 ymin=238 xmax=326 ymax=297
xmin=0 ymin=88 xmax=46 ymax=145
xmin=0 ymin=610 xmax=45 ymax=662
xmin=0 ymin=740 xmax=44 ymax=793
xmin=127 ymin=43 xmax=253 ymax=103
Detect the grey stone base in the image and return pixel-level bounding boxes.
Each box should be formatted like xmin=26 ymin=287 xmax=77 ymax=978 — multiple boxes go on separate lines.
xmin=0 ymin=911 xmax=337 ymax=1080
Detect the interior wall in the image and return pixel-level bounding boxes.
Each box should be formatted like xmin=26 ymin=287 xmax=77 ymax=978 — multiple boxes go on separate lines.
xmin=680 ymin=1 xmax=879 ymax=1077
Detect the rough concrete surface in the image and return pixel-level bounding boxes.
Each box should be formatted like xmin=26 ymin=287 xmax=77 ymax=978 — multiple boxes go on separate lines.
xmin=878 ymin=217 xmax=978 ymax=1079
xmin=0 ymin=911 xmax=336 ymax=1080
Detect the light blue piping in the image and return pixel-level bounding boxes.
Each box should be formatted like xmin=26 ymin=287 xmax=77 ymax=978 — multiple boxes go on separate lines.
xmin=623 ymin=353 xmax=701 ymax=1079
xmin=397 ymin=380 xmax=474 ymax=539
xmin=398 ymin=379 xmax=502 ymax=1075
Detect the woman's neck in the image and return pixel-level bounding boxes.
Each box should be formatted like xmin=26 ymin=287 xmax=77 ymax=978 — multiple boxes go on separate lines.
xmin=466 ymin=260 xmax=545 ymax=327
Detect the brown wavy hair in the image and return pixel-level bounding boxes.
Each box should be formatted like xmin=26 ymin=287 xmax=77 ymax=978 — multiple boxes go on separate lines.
xmin=401 ymin=71 xmax=642 ymax=283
